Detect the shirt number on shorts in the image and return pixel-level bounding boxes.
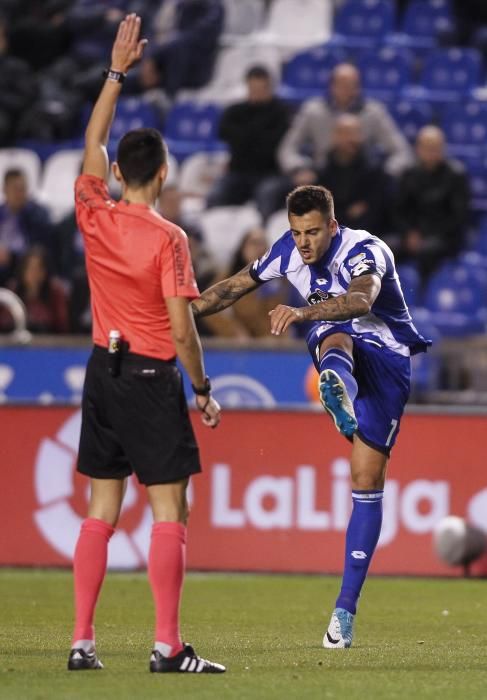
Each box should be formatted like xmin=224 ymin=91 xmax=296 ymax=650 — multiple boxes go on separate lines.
xmin=385 ymin=419 xmax=399 ymax=447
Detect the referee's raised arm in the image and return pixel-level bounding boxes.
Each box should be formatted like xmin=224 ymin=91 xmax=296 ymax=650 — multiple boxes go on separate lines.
xmin=82 ymin=13 xmax=147 ymax=181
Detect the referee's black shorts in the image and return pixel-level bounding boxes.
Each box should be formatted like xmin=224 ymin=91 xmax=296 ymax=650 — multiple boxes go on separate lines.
xmin=77 ymin=345 xmax=201 ymax=486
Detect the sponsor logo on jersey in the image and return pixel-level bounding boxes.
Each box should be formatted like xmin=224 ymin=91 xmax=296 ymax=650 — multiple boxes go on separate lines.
xmin=307 ymin=289 xmax=331 ymax=305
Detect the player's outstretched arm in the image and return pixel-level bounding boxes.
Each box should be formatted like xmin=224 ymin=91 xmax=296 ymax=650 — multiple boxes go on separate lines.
xmin=191 ymin=264 xmax=260 ymax=318
xmin=82 ymin=13 xmax=147 ymax=181
xmin=269 ymin=274 xmax=381 ymax=335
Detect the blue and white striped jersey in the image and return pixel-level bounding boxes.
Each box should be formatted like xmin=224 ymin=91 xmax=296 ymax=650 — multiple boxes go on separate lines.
xmin=249 ymin=226 xmax=430 ymax=356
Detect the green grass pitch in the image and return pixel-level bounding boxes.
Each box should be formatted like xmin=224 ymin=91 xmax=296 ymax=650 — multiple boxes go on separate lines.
xmin=0 ymin=569 xmax=486 ymax=700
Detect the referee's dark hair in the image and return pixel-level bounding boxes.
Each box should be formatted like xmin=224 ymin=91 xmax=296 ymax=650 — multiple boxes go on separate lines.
xmin=287 ymin=185 xmax=335 ymax=220
xmin=116 ymin=128 xmax=167 ymax=187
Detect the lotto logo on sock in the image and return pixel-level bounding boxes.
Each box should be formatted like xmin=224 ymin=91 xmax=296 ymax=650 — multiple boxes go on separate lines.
xmin=351 ymin=551 xmax=367 ymax=560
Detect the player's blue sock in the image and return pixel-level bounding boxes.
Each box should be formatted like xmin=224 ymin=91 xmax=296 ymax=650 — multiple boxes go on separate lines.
xmin=319 ymin=349 xmax=358 ymax=404
xmin=335 ymin=490 xmax=383 ymax=615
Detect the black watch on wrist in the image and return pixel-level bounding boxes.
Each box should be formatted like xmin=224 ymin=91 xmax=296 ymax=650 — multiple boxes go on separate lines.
xmin=103 ymin=68 xmax=126 ymax=83
xmin=192 ymin=376 xmax=211 ymax=396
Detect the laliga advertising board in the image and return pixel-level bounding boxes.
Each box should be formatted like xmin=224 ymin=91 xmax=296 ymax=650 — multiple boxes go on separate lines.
xmin=1 ymin=406 xmax=487 ymax=576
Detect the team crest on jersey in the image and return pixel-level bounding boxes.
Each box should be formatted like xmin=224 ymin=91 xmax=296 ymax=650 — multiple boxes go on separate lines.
xmin=307 ymin=288 xmax=332 ymax=305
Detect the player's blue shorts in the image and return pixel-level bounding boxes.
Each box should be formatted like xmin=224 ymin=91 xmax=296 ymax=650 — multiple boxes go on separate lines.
xmin=307 ymin=322 xmax=411 ymax=456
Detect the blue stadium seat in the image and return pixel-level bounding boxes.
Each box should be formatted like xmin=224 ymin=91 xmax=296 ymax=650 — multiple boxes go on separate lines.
xmin=359 ymin=47 xmax=414 ymax=102
xmin=424 ymin=261 xmax=487 ymax=336
xmin=464 ymin=160 xmax=487 ymax=212
xmin=393 ymin=0 xmax=454 ymax=51
xmin=279 ymin=44 xmax=348 ymax=102
xmin=388 ymin=100 xmax=434 ymax=143
xmin=332 ymin=0 xmax=395 ymax=50
xmin=441 ymin=101 xmax=487 ymax=163
xmin=416 ymin=48 xmax=483 ymax=103
xmin=397 ymin=263 xmax=421 ymax=308
xmin=473 ymin=217 xmax=487 ymax=256
xmin=163 ymin=102 xmax=224 ymax=161
xmin=110 ymin=97 xmax=162 ymax=142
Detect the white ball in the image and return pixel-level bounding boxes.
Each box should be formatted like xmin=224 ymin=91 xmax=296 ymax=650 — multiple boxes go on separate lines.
xmin=433 ymin=516 xmax=485 ymax=566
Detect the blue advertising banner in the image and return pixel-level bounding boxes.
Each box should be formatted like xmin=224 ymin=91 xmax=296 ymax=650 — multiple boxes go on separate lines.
xmin=0 ymin=346 xmax=316 ymax=406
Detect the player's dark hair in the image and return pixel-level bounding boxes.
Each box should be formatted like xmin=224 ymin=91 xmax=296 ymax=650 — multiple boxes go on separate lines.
xmin=116 ymin=128 xmax=167 ymax=187
xmin=286 ymin=185 xmax=335 ymax=220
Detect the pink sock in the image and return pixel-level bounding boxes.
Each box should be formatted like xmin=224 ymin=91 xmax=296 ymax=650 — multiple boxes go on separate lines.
xmin=148 ymin=521 xmax=186 ymax=657
xmin=72 ymin=517 xmax=114 ymax=644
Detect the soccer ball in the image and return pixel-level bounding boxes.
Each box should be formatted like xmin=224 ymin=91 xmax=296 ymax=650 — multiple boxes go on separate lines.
xmin=433 ymin=516 xmax=486 ymax=567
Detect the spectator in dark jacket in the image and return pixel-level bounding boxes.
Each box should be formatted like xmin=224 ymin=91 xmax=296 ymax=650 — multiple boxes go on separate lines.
xmin=207 ymin=65 xmax=290 ymax=217
xmin=0 ymin=169 xmax=52 ymax=285
xmin=318 ymin=114 xmax=391 ymax=236
xmin=0 ymin=15 xmax=37 ymax=144
xmin=394 ymin=125 xmax=470 ymax=283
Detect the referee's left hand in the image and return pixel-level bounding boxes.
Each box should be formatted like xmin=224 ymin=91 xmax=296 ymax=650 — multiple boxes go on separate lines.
xmin=196 ymin=394 xmax=221 ymax=429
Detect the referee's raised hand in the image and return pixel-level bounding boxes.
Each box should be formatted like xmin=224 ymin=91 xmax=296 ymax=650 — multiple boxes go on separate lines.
xmin=111 ymin=13 xmax=148 ymax=73
xmin=196 ymin=394 xmax=222 ymax=429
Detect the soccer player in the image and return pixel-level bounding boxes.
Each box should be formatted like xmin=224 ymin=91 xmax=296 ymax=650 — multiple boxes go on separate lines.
xmin=192 ymin=185 xmax=431 ymax=648
xmin=68 ymin=14 xmax=225 ymax=674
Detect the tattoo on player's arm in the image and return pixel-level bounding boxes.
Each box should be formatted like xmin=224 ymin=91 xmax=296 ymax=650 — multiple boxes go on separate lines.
xmin=302 ymin=274 xmax=381 ymax=322
xmin=191 ymin=264 xmax=260 ymax=317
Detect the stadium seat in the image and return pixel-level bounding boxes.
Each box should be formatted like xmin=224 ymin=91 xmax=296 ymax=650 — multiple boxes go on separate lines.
xmin=110 ymin=96 xmax=162 ymax=142
xmin=163 ymin=103 xmax=224 ymax=161
xmin=221 ymin=0 xmax=266 ymax=42
xmin=359 ymin=47 xmax=414 ymax=102
xmin=441 ymin=101 xmax=487 ymax=163
xmin=185 ymin=43 xmax=282 ymax=105
xmin=0 ymin=148 xmax=42 ymax=202
xmin=266 ymin=208 xmax=290 ymax=245
xmin=464 ymin=160 xmax=487 ymax=212
xmin=38 ymin=149 xmax=83 ymax=222
xmin=397 ymin=263 xmax=422 ymax=308
xmin=179 ymin=151 xmax=229 ymax=198
xmin=388 ymin=100 xmax=434 ymax=144
xmin=332 ymin=0 xmax=396 ymax=50
xmin=424 ymin=261 xmax=487 ymax=336
xmin=389 ymin=0 xmax=454 ymax=51
xmin=262 ymin=0 xmax=332 ymax=51
xmin=414 ymin=48 xmax=484 ymax=104
xmin=279 ymin=44 xmax=348 ymax=102
xmin=199 ymin=205 xmax=263 ymax=267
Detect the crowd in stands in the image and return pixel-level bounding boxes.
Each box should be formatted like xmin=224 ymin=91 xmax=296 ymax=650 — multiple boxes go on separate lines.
xmin=0 ymin=0 xmax=485 ymax=350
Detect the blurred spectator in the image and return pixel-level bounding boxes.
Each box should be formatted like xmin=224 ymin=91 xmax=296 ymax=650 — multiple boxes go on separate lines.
xmin=280 ymin=63 xmax=412 ymax=177
xmin=201 ymin=227 xmax=287 ymax=338
xmin=158 ymin=184 xmax=217 ymax=290
xmin=0 ymin=169 xmax=52 ymax=285
xmin=0 ymin=14 xmax=37 ymax=145
xmin=0 ymin=246 xmax=68 ymax=333
xmin=6 ymin=0 xmax=72 ymax=70
xmin=139 ymin=0 xmax=224 ymax=97
xmin=259 ymin=63 xmax=412 ymax=219
xmin=394 ymin=126 xmax=470 ymax=283
xmin=318 ymin=114 xmax=392 ymax=236
xmin=206 ymin=65 xmax=290 ymax=217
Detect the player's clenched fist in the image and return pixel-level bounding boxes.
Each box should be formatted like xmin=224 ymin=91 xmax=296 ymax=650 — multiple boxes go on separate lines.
xmin=269 ymin=304 xmax=304 ymax=335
